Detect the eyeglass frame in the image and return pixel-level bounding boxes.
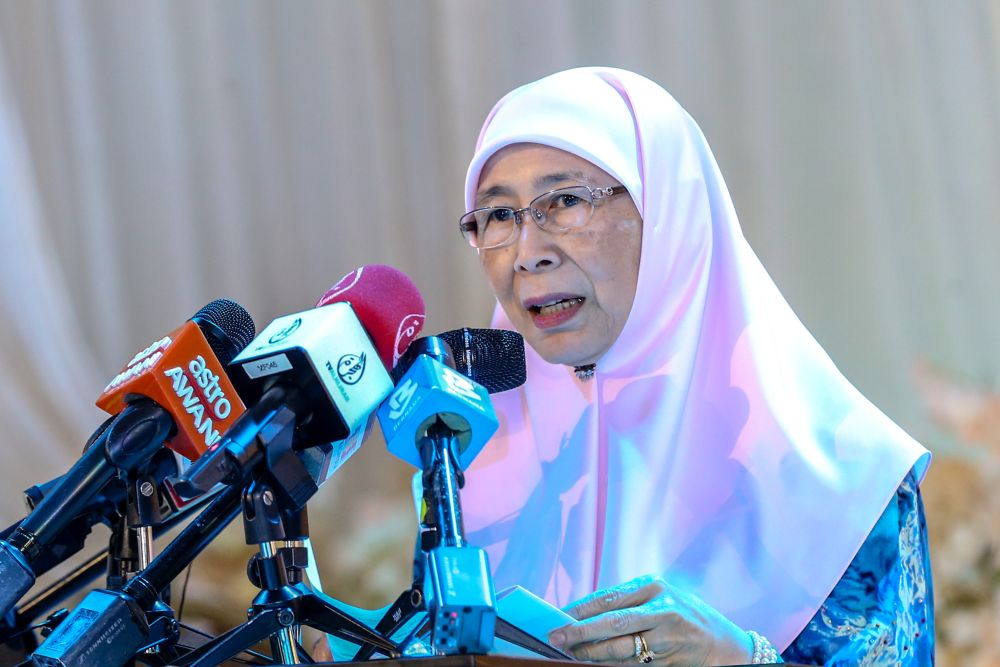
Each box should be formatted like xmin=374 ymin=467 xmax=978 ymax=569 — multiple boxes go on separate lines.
xmin=459 ymin=184 xmax=629 ymax=250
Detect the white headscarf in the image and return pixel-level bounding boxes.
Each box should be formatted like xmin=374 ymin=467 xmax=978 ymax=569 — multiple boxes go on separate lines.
xmin=460 ymin=67 xmax=930 ymax=649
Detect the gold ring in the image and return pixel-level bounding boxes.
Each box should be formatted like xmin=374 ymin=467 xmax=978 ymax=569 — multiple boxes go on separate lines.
xmin=633 ymin=633 xmax=654 ymax=664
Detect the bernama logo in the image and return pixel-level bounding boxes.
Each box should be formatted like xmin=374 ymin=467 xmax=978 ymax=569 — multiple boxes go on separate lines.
xmin=163 ymin=355 xmax=234 ymax=447
xmin=336 ymin=352 xmax=366 ymax=385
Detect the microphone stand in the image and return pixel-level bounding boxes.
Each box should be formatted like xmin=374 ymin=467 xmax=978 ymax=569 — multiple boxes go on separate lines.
xmin=105 ymin=472 xmax=172 ymax=660
xmin=348 ymin=527 xmax=429 ymax=661
xmin=424 ymin=419 xmax=568 ymax=658
xmin=23 ymin=482 xmax=244 ymax=666
xmin=1 ymin=435 xmax=200 ymax=663
xmin=0 ymin=401 xmax=174 ymax=626
xmin=0 ymin=496 xmax=212 ymax=664
xmin=17 ymin=379 xmax=390 ymax=666
xmin=170 ymin=409 xmax=399 ymax=667
xmin=356 ymin=417 xmax=568 ymax=660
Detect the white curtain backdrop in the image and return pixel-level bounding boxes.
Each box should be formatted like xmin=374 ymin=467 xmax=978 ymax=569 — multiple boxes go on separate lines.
xmin=0 ymin=0 xmax=998 ymax=630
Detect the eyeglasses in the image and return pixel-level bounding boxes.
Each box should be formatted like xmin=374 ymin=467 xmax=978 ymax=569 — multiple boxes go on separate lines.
xmin=459 ymin=184 xmax=629 ymax=250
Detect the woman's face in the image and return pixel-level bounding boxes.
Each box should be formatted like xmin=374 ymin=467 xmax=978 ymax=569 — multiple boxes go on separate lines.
xmin=475 ymin=143 xmax=642 ymax=367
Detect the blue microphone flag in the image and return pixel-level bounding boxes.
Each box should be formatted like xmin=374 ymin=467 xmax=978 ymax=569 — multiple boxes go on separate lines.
xmin=379 ymin=354 xmax=498 ymax=470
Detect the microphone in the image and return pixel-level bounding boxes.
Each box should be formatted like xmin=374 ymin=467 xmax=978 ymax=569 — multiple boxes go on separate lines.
xmin=96 ymin=298 xmax=255 ymax=460
xmin=380 ymin=335 xmax=501 ymax=472
xmin=0 ymin=299 xmax=255 ymax=619
xmin=17 ymin=447 xmax=194 ymax=580
xmin=350 ymin=330 xmax=531 ymax=660
xmin=433 ymin=328 xmax=526 ymax=394
xmin=376 ymin=330 xmax=525 ymax=655
xmin=28 ymin=268 xmax=425 ymax=667
xmin=316 ymin=264 xmax=427 ymax=370
xmin=175 ymin=264 xmax=426 ymax=500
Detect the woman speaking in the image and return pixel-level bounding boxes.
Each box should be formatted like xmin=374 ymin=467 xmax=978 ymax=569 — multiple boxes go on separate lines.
xmin=457 ymin=67 xmax=933 ymax=666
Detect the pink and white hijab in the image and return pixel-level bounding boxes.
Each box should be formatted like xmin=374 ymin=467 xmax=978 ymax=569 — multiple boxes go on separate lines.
xmin=459 ymin=67 xmax=930 ymax=649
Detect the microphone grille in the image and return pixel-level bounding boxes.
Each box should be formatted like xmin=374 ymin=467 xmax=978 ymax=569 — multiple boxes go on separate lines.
xmin=191 ymin=299 xmax=256 ymax=365
xmin=438 ymin=328 xmax=526 ymax=394
xmin=316 ymin=264 xmax=426 ymax=370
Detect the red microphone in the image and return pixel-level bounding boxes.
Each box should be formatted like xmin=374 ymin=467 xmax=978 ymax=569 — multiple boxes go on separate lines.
xmin=316 ymin=264 xmax=426 ymax=370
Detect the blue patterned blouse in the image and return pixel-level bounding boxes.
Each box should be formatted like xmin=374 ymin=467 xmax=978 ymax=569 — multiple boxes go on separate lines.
xmin=781 ymin=468 xmax=934 ymax=666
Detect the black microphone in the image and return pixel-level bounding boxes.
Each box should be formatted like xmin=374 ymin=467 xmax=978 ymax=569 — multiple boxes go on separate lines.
xmin=16 ymin=446 xmax=190 ymax=580
xmin=376 ymin=330 xmax=526 ymax=655
xmin=436 ymin=328 xmax=526 ymax=394
xmin=351 ymin=329 xmax=537 ymax=661
xmin=0 ymin=300 xmax=254 ymax=619
xmin=26 ymin=485 xmax=245 ymax=667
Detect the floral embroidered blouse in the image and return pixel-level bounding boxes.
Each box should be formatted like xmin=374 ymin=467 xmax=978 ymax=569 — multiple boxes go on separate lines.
xmin=782 ymin=468 xmax=934 ymax=666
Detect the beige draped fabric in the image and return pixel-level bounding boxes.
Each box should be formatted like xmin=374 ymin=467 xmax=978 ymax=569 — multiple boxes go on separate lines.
xmin=0 ymin=0 xmax=997 ymax=650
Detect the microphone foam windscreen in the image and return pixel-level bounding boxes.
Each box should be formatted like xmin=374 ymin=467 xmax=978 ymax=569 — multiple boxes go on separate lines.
xmin=316 ymin=264 xmax=426 ymax=370
xmin=437 ymin=328 xmax=526 ymax=394
xmin=190 ymin=299 xmax=256 ymax=365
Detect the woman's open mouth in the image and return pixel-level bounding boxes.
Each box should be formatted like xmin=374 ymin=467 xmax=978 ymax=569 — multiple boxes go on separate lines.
xmin=526 ymin=296 xmax=585 ymax=328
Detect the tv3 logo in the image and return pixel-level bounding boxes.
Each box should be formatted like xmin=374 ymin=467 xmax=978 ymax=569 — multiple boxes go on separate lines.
xmin=440 ymin=367 xmax=480 ymax=403
xmin=388 ymin=379 xmax=418 ymax=420
xmin=387 ymin=368 xmax=481 ymax=421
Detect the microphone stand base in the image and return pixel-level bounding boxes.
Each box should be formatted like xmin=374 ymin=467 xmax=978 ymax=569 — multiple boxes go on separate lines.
xmin=172 ymin=584 xmax=399 ymax=667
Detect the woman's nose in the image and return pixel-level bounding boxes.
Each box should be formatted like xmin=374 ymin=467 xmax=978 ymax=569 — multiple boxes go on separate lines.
xmin=513 ymin=210 xmax=560 ymax=273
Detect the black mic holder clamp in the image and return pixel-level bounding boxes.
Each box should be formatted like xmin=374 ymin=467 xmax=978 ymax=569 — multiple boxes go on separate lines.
xmin=126 ymin=474 xmax=163 ymax=529
xmin=247 ymin=544 xmax=308 ymax=591
xmin=105 ymin=446 xmax=174 ymax=593
xmin=178 ymin=400 xmax=326 ymax=510
xmin=119 ymin=472 xmax=165 ymax=584
xmin=257 ymin=409 xmax=324 ymax=511
xmin=172 ymin=383 xmax=311 ymax=500
xmin=105 ymin=514 xmax=139 ymax=591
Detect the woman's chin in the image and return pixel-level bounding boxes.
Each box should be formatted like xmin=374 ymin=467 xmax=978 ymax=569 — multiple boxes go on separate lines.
xmin=529 ymin=336 xmax=604 ymax=368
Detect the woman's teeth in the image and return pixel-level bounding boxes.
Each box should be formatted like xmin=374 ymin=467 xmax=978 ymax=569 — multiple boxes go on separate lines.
xmin=532 ymin=297 xmax=584 ymax=316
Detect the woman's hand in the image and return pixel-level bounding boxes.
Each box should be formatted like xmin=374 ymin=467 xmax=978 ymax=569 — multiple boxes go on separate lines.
xmin=547 ymin=575 xmax=755 ymax=666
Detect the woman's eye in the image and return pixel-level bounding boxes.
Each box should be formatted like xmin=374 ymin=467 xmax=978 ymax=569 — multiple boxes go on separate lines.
xmin=489 ymin=208 xmax=514 ymax=223
xmin=551 ymin=193 xmax=583 ymax=208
